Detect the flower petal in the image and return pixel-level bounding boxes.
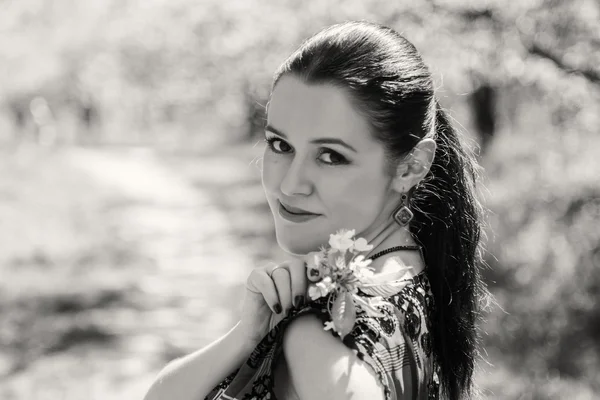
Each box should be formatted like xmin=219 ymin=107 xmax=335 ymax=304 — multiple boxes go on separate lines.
xmin=343 ymin=229 xmax=356 ymax=239
xmin=353 ymin=237 xmax=373 ymax=252
xmin=308 ymin=285 xmax=325 ymax=300
xmin=323 ymin=320 xmax=336 ymax=332
xmin=329 ymin=235 xmax=339 ymax=250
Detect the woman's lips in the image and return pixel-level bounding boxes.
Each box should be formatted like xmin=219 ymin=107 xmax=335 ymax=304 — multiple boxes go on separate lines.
xmin=278 ymin=202 xmax=321 ymax=223
xmin=279 ymin=200 xmax=319 ymax=215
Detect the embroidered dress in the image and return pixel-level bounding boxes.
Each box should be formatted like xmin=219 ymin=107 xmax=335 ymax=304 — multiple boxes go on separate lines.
xmin=204 ymin=270 xmax=440 ymax=400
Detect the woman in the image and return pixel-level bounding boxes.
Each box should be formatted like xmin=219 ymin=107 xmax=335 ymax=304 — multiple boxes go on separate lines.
xmin=144 ymin=20 xmax=489 ymax=400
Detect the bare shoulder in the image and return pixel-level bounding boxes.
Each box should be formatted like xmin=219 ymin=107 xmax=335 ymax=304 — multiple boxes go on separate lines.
xmin=282 ymin=313 xmax=387 ymax=400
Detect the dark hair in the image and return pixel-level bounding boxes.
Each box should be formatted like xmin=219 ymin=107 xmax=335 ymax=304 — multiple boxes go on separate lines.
xmin=269 ymin=21 xmax=490 ymax=399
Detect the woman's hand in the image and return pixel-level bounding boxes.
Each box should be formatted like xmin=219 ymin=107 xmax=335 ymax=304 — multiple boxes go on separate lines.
xmin=237 ymin=257 xmax=309 ymax=346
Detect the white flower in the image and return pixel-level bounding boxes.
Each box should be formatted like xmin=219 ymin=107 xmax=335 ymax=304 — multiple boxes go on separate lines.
xmin=329 ymin=229 xmax=355 ymax=251
xmin=334 ymin=255 xmax=347 ymax=271
xmin=305 ymin=228 xmax=409 ymax=340
xmin=308 ymin=276 xmax=336 ymax=300
xmin=323 ymin=320 xmax=336 ymax=332
xmin=348 ymin=254 xmax=372 ymax=271
xmin=308 ymin=285 xmax=324 ymax=300
xmin=349 ymin=255 xmax=374 ymax=280
xmin=353 ymin=237 xmax=373 ymax=252
xmin=326 ymin=248 xmax=338 ymax=268
xmin=318 ymin=276 xmax=336 ymax=291
xmin=355 ymin=267 xmax=375 ymax=281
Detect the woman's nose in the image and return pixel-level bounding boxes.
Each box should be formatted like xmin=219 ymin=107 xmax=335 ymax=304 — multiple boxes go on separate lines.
xmin=280 ymin=157 xmax=312 ymax=197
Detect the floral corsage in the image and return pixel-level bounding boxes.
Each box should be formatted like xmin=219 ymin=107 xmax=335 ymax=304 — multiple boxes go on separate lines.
xmin=305 ymin=229 xmax=414 ymax=339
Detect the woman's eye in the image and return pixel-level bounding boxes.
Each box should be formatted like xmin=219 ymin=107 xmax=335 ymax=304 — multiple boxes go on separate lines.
xmin=319 ymin=150 xmax=347 ymax=165
xmin=265 ymin=137 xmax=291 ymax=153
xmin=265 ymin=137 xmax=348 ymax=166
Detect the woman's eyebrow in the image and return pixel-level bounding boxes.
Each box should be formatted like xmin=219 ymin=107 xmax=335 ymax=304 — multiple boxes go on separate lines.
xmin=265 ymin=124 xmax=357 ymax=153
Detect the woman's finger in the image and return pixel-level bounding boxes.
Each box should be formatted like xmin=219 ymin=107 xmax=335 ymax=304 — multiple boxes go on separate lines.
xmin=287 ymin=258 xmax=308 ymax=308
xmin=270 ymin=265 xmax=292 ymax=315
xmin=247 ymin=268 xmax=282 ymax=314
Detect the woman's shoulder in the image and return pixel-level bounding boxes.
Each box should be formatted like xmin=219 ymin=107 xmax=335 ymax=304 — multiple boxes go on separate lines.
xmin=202 ymin=272 xmax=439 ymax=400
xmin=352 ymin=270 xmax=439 ymax=398
xmin=378 ymin=269 xmax=435 ymax=337
xmin=353 ymin=269 xmax=435 ymax=355
xmin=287 ymin=270 xmax=439 ymax=400
xmin=281 ymin=312 xmax=389 ymax=400
xmin=363 ymin=255 xmax=434 ymax=325
xmin=297 ymin=269 xmax=435 ymax=352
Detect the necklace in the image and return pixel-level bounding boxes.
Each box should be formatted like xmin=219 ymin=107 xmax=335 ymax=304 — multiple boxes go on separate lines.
xmin=367 ymin=245 xmax=422 ymax=261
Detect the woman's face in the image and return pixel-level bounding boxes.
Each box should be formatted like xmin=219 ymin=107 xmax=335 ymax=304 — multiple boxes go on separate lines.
xmin=261 ymin=74 xmax=398 ymax=256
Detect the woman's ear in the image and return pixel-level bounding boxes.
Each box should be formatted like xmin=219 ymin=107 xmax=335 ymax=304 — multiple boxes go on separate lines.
xmin=391 ymin=138 xmax=436 ymax=193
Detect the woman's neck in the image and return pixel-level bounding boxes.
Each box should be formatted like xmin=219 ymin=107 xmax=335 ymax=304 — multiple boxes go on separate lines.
xmin=362 ymin=217 xmax=423 ymax=275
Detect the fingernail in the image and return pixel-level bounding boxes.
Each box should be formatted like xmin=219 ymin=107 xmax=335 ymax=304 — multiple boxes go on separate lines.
xmin=294 ymin=295 xmax=304 ymax=308
xmin=274 ymin=304 xmax=282 ymax=314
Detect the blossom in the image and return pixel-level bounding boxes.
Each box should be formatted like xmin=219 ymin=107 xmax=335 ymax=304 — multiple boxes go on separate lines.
xmin=323 ymin=320 xmax=336 ymax=333
xmin=353 ymin=237 xmax=373 ymax=252
xmin=348 ymin=254 xmax=373 ymax=271
xmin=355 ymin=267 xmax=375 ymax=281
xmin=334 ymin=255 xmax=347 ymax=271
xmin=329 ymin=229 xmax=355 ymax=252
xmin=308 ymin=276 xmax=336 ymax=300
xmin=318 ymin=276 xmax=336 ymax=291
xmin=326 ymin=248 xmax=338 ymax=267
xmin=304 ymin=228 xmax=412 ymax=339
xmin=306 ymin=251 xmax=328 ymax=282
xmin=307 ymin=285 xmax=322 ymax=300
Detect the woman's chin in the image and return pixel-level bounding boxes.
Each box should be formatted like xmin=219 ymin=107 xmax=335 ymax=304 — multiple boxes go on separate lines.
xmin=277 ymin=241 xmax=311 ymax=256
xmin=275 ymin=234 xmax=323 ymax=256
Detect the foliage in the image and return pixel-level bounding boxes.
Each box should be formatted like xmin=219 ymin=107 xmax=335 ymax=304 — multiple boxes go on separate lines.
xmin=0 ymin=0 xmax=599 ymax=398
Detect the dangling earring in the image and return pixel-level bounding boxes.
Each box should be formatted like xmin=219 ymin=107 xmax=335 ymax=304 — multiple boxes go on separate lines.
xmin=393 ymin=191 xmax=413 ymax=226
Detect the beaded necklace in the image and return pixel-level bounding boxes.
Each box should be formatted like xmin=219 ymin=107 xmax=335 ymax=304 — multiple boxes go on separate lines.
xmin=367 ymin=245 xmax=422 ymax=261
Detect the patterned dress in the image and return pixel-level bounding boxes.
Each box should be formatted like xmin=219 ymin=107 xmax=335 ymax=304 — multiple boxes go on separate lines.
xmin=204 ymin=269 xmax=440 ymax=400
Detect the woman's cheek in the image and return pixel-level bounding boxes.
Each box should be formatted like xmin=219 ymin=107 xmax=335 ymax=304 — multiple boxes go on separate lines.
xmin=261 ymin=154 xmax=281 ymax=190
xmin=332 ymin=182 xmax=376 ymax=219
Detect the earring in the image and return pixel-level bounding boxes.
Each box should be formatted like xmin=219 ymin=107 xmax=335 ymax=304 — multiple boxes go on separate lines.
xmin=393 ymin=192 xmax=413 ymax=226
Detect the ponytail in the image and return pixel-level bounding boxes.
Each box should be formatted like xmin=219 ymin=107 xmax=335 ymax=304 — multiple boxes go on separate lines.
xmin=410 ymin=101 xmax=489 ymax=399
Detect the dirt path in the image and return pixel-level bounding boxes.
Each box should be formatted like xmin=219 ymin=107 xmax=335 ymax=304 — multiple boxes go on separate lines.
xmin=1 ymin=144 xmax=270 ymax=400
xmin=68 ymin=146 xmax=263 ymax=398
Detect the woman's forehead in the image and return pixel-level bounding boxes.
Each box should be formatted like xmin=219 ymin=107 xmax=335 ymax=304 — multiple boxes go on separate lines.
xmin=267 ymin=75 xmax=374 ymax=146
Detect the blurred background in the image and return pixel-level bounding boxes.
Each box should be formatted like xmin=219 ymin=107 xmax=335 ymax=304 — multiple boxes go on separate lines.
xmin=0 ymin=0 xmax=599 ymax=398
